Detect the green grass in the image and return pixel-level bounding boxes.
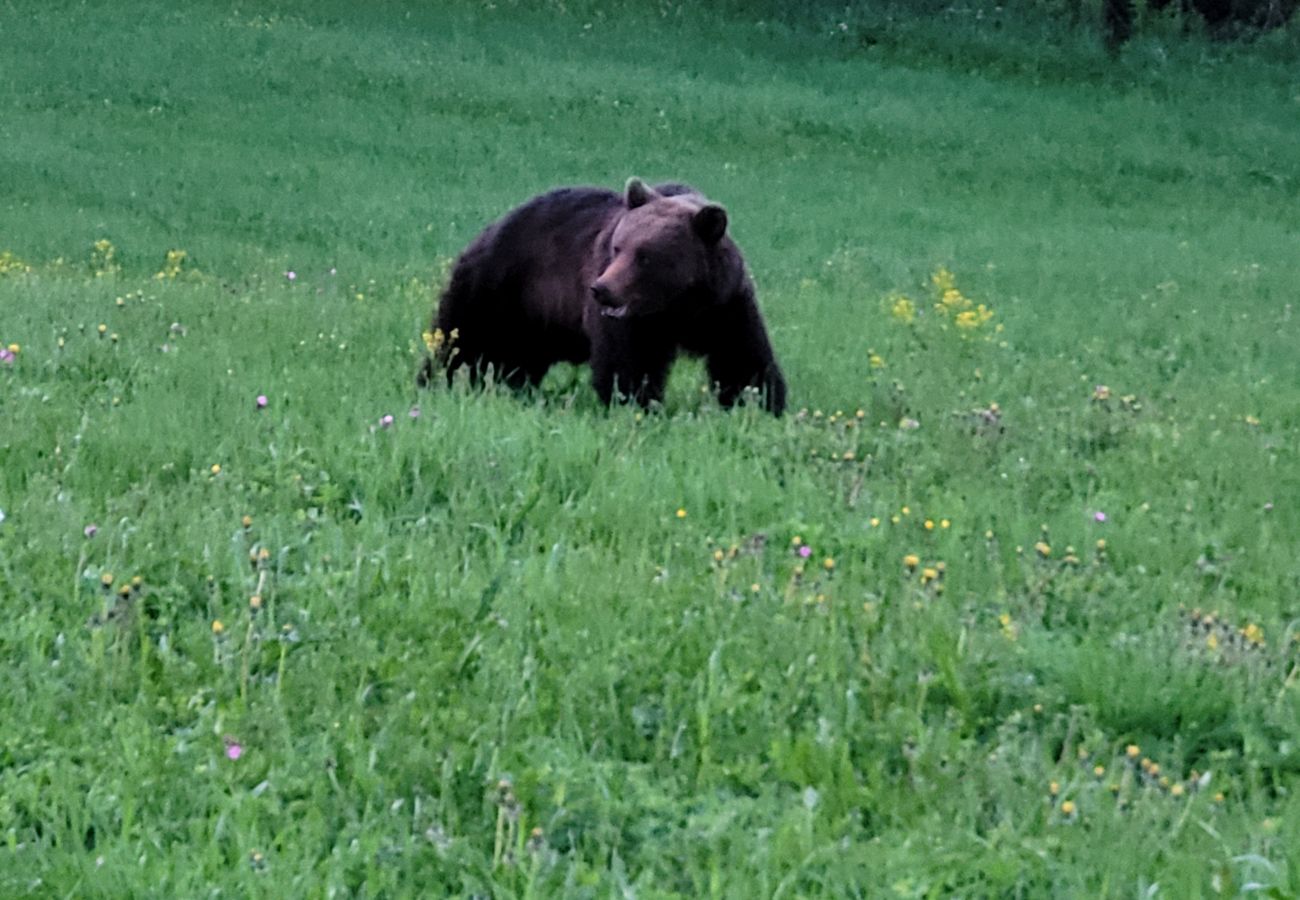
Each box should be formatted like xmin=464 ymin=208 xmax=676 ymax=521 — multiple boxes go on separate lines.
xmin=3 ymin=0 xmax=1300 ymax=895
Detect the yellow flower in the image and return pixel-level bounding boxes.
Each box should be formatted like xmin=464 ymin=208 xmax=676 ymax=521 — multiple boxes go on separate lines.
xmin=241 ymin=515 xmax=253 ymax=529
xmin=100 ymin=572 xmax=115 ymax=588
xmin=675 ymin=508 xmax=687 ymax=519
xmin=903 ymin=554 xmax=920 ymax=570
xmin=868 ymin=351 xmax=886 ymax=369
xmin=931 ymin=267 xmax=956 ymax=295
xmin=1126 ymin=744 xmax=1140 ymax=758
xmin=210 ymin=463 xmax=222 ymax=475
xmin=1034 ymin=541 xmax=1051 ymax=558
xmin=1049 ymin=781 xmax=1060 ymax=796
xmin=1170 ymin=783 xmax=1185 ymax=797
xmin=920 ymin=566 xmax=938 ymax=584
xmin=1060 ymin=800 xmax=1076 ymax=816
xmin=211 ymin=619 xmax=225 ymax=635
xmin=823 ymin=557 xmax=835 ymax=571
xmin=1093 ymin=765 xmax=1105 ymax=778
xmin=869 ymin=517 xmax=880 ymax=527
xmin=1242 ymin=623 xmax=1265 ymax=646
xmin=890 ymin=296 xmax=916 ymax=324
xmin=924 ymin=519 xmax=934 ymax=531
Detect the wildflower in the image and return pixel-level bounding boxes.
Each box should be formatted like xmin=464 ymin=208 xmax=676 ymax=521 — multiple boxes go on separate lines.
xmin=156 ymin=250 xmax=187 ymax=280
xmin=97 ymin=324 xmax=108 ymax=336
xmin=0 ymin=347 xmax=14 ymax=366
xmin=931 ymin=267 xmax=956 ymax=295
xmin=1093 ymin=511 xmax=1107 ymax=523
xmin=1060 ymin=800 xmax=1076 ymax=816
xmin=1094 ymin=765 xmax=1106 ymax=778
xmin=210 ymin=463 xmax=222 ymax=475
xmin=823 ymin=557 xmax=835 ymax=571
xmin=83 ymin=523 xmax=99 ymax=538
xmin=1242 ymin=623 xmax=1265 ymax=646
xmin=6 ymin=343 xmax=18 ymax=355
xmin=676 ymin=508 xmax=687 ymax=519
xmin=224 ymin=737 xmax=243 ymax=760
xmin=212 ymin=619 xmax=225 ymax=635
xmin=798 ymin=545 xmax=812 ymax=559
xmin=241 ymin=515 xmax=253 ymax=529
xmin=256 ymin=394 xmax=268 ymax=409
xmin=1170 ymin=783 xmax=1185 ymax=798
xmin=868 ymin=351 xmax=886 ymax=368
xmin=1126 ymin=744 xmax=1140 ymax=759
xmin=1049 ymin=781 xmax=1060 ymax=796
xmin=0 ymin=509 xmax=5 ymax=525
xmin=1034 ymin=541 xmax=1051 ymax=558
xmin=890 ymin=296 xmax=916 ymax=324
xmin=409 ymin=405 xmax=421 ymax=419
xmin=285 ymin=270 xmax=297 ymax=282
xmin=869 ymin=517 xmax=880 ymax=527
xmin=1092 ymin=385 xmax=1111 ymax=401
xmin=924 ymin=519 xmax=934 ymax=531
xmin=903 ymin=554 xmax=920 ymax=570
xmin=940 ymin=519 xmax=950 ymax=529
xmin=100 ymin=572 xmax=114 ymax=589
xmin=249 ymin=594 xmax=263 ymax=611
xmin=379 ymin=414 xmax=394 ymax=428
xmin=920 ymin=567 xmax=938 ymax=584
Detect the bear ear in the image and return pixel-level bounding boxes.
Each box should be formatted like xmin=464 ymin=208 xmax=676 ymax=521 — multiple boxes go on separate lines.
xmin=625 ymin=177 xmax=656 ymax=210
xmin=692 ymin=204 xmax=728 ymax=245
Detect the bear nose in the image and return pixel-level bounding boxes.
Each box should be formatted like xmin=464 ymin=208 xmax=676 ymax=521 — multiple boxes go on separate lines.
xmin=591 ymin=283 xmax=614 ymax=306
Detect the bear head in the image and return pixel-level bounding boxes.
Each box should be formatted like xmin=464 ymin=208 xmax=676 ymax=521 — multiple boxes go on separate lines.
xmin=590 ymin=177 xmax=732 ymax=320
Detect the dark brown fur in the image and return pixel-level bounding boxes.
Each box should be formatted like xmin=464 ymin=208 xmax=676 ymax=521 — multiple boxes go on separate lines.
xmin=418 ymin=178 xmax=786 ymax=414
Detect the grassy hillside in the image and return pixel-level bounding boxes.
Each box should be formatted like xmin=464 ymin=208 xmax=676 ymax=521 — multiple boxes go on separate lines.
xmin=2 ymin=1 xmax=1299 ymax=895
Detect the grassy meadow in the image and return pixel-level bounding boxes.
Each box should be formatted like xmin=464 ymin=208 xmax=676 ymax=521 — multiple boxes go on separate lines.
xmin=3 ymin=0 xmax=1300 ymax=895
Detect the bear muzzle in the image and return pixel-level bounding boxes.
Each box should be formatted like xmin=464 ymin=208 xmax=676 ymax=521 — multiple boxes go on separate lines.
xmin=591 ymin=283 xmax=629 ymax=319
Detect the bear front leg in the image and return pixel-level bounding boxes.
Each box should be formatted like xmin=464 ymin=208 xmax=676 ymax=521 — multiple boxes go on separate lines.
xmin=590 ymin=324 xmax=674 ymax=409
xmin=703 ymin=292 xmax=787 ymax=415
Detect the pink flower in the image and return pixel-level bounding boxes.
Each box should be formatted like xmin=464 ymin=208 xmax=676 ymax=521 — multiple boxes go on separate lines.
xmin=224 ymin=737 xmax=243 ymax=761
xmin=380 ymin=414 xmax=394 ymax=428
xmin=798 ymin=545 xmax=812 ymax=559
xmin=84 ymin=524 xmax=99 ymax=538
xmin=0 ymin=347 xmax=13 ymax=366
xmin=285 ymin=271 xmax=297 ymax=282
xmin=1093 ymin=511 xmax=1107 ymax=523
xmin=408 ymin=406 xmax=421 ymax=419
xmin=256 ymin=394 xmax=268 ymax=409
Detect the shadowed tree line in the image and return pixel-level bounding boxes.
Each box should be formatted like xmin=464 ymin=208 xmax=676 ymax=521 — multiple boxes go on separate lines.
xmin=1102 ymin=0 xmax=1296 ymax=50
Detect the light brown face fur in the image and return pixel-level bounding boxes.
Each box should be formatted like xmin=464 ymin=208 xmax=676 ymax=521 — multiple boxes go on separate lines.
xmin=590 ymin=181 xmax=729 ymax=319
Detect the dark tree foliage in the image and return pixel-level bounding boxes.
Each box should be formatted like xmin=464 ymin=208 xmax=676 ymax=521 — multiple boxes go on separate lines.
xmin=1104 ymin=0 xmax=1296 ymax=49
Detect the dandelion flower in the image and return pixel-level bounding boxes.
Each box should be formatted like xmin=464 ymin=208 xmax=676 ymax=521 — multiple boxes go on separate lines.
xmin=903 ymin=553 xmax=920 ymax=570
xmin=210 ymin=463 xmax=222 ymax=475
xmin=676 ymin=508 xmax=687 ymax=519
xmin=1060 ymin=800 xmax=1076 ymax=816
xmin=1126 ymin=744 xmax=1140 ymax=759
xmin=212 ymin=619 xmax=225 ymax=635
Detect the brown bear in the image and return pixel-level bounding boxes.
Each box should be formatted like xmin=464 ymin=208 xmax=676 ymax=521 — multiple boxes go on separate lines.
xmin=418 ymin=178 xmax=786 ymax=415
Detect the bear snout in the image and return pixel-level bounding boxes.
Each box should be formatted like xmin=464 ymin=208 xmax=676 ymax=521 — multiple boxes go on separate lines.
xmin=591 ymin=283 xmax=628 ymax=318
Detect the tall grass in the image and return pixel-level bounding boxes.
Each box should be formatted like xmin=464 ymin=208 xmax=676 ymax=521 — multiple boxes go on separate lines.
xmin=2 ymin=0 xmax=1298 ymax=895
